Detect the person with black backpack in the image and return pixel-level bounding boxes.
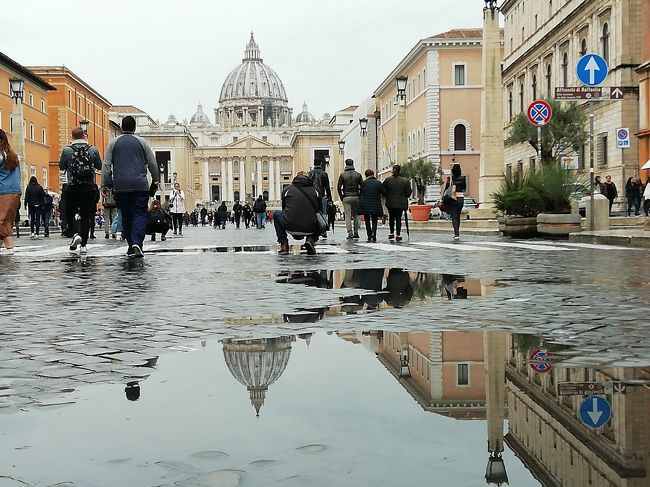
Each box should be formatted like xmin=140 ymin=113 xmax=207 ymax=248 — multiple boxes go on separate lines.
xmin=253 ymin=195 xmax=267 ymax=229
xmin=307 ymin=159 xmax=332 ymax=236
xmin=59 ymin=127 xmax=102 ymax=254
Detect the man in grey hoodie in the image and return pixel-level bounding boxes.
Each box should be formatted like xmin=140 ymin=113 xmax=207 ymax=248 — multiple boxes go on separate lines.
xmin=102 ymin=116 xmax=159 ymax=257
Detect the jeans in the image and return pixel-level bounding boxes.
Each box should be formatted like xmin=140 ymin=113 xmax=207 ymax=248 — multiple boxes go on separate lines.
xmin=627 ymin=195 xmax=641 ymax=216
xmin=273 ymin=210 xmax=289 ymax=244
xmin=111 ymin=209 xmax=123 ymax=234
xmin=116 ymin=191 xmax=149 ymax=248
xmin=28 ymin=205 xmax=41 ymax=235
xmin=364 ymin=214 xmax=378 ymax=240
xmin=103 ymin=207 xmax=117 ymax=235
xmin=171 ymin=213 xmax=183 ymax=233
xmin=388 ymin=208 xmax=403 ymax=236
xmin=41 ymin=210 xmax=51 ymax=236
xmin=64 ymin=184 xmax=96 ymax=246
xmin=448 ymin=197 xmax=465 ymax=237
xmin=234 ymin=214 xmax=241 ymax=228
xmin=342 ymin=196 xmax=360 ymax=236
xmin=255 ymin=212 xmax=265 ymax=228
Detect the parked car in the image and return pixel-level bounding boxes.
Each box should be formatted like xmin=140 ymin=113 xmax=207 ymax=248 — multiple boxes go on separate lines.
xmin=430 ymin=197 xmax=479 ymax=220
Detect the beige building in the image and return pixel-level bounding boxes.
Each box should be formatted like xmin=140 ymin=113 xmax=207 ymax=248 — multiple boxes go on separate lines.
xmin=374 ymin=29 xmax=493 ymax=200
xmin=501 ymin=0 xmax=642 ymax=202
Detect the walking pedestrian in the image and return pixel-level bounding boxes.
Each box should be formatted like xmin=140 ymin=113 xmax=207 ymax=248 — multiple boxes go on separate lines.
xmin=41 ymin=188 xmax=53 ymax=237
xmin=217 ymin=201 xmax=228 ymax=229
xmin=253 ymin=195 xmax=267 ymax=229
xmin=242 ymin=202 xmax=253 ymax=228
xmin=273 ymin=172 xmax=321 ymax=255
xmin=644 ymin=178 xmax=650 ymax=217
xmin=101 ymin=116 xmax=159 ymax=258
xmin=59 ymin=127 xmax=103 ymax=254
xmin=602 ymin=175 xmax=618 ymax=215
xmin=308 ymin=159 xmax=332 ymax=236
xmin=147 ymin=199 xmax=170 ymax=241
xmin=326 ymin=200 xmax=336 ymax=231
xmin=0 ymin=129 xmax=21 ymax=256
xmin=101 ymin=184 xmax=118 ymax=238
xmin=358 ymin=169 xmax=386 ymax=242
xmin=89 ymin=184 xmax=100 ymax=239
xmin=24 ymin=176 xmax=45 ymax=238
xmin=337 ymin=158 xmax=362 ymax=239
xmin=169 ymin=182 xmax=185 ymax=235
xmin=200 ymin=207 xmax=208 ymax=226
xmin=382 ymin=165 xmax=412 ymax=241
xmin=14 ymin=207 xmax=21 ymax=239
xmin=625 ymin=177 xmax=642 ymax=216
xmin=444 ymin=163 xmax=467 ymax=240
xmin=233 ymin=200 xmax=243 ymax=228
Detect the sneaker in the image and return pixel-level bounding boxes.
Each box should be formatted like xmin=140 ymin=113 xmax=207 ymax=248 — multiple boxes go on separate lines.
xmin=131 ymin=245 xmax=144 ymax=258
xmin=372 ymin=236 xmax=377 ymax=242
xmin=105 ymin=233 xmax=110 ymax=239
xmin=388 ymin=234 xmax=395 ymax=240
xmin=353 ymin=233 xmax=360 ymax=239
xmin=304 ymin=236 xmax=316 ymax=255
xmin=173 ymin=230 xmax=177 ymax=235
xmin=80 ymin=245 xmax=88 ymax=254
xmin=161 ymin=235 xmax=167 ymax=241
xmin=89 ymin=235 xmax=96 ymax=240
xmin=30 ymin=232 xmax=35 ymax=238
xmin=151 ymin=235 xmax=156 ymax=242
xmin=0 ymin=247 xmax=14 ymax=256
xmin=69 ymin=234 xmax=82 ymax=252
xmin=278 ymin=243 xmax=290 ymax=255
xmin=453 ymin=235 xmax=460 ymax=241
xmin=347 ymin=235 xmax=355 ymax=240
xmin=396 ymin=235 xmax=403 ymax=242
xmin=112 ymin=234 xmax=117 ymax=239
xmin=124 ymin=246 xmax=134 ymax=257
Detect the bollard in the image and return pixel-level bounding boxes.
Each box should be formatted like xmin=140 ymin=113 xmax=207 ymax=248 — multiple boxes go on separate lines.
xmin=584 ymin=194 xmax=609 ymax=231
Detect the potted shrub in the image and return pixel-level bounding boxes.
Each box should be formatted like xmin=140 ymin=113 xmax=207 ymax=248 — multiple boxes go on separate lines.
xmin=492 ymin=171 xmax=542 ymax=238
xmin=402 ymin=159 xmax=441 ymax=221
xmin=529 ymin=162 xmax=584 ymax=237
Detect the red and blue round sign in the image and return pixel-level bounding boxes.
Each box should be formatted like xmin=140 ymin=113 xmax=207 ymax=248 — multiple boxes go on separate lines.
xmin=527 ymin=100 xmax=552 ymax=126
xmin=530 ymin=348 xmax=554 ymax=374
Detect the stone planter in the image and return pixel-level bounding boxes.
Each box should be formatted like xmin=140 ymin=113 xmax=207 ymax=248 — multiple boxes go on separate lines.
xmin=536 ymin=213 xmax=582 ymax=237
xmin=498 ymin=216 xmax=539 ymax=238
xmin=410 ymin=204 xmax=432 ymax=222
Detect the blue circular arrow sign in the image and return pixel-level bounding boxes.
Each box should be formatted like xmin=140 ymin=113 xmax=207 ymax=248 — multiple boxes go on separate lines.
xmin=577 ymin=54 xmax=609 ymax=87
xmin=579 ymin=395 xmax=611 ymax=429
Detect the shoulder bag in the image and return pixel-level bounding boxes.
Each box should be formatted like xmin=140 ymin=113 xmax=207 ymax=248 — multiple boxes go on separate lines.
xmin=295 ymin=186 xmax=328 ymax=236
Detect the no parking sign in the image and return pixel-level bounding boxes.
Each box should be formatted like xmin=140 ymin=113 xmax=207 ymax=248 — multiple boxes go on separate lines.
xmin=616 ymin=128 xmax=630 ymax=149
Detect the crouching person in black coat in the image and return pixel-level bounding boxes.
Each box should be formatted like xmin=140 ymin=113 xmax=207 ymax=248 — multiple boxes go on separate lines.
xmin=273 ymin=172 xmax=320 ymax=255
xmin=147 ymin=200 xmax=170 ymax=241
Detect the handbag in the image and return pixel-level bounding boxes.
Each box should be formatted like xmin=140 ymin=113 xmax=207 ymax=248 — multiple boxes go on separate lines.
xmin=442 ymin=182 xmax=457 ymax=203
xmin=295 ymin=186 xmax=328 ymax=236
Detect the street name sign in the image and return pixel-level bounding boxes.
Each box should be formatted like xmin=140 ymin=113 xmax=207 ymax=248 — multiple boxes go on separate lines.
xmin=577 ymin=54 xmax=608 ymax=86
xmin=529 ymin=348 xmax=554 ymax=374
xmin=554 ymin=86 xmax=624 ymax=101
xmin=559 ymin=381 xmax=626 ymax=396
xmin=616 ymin=128 xmax=631 ymax=149
xmin=579 ymin=396 xmax=612 ymax=429
xmin=527 ymin=100 xmax=552 ymax=126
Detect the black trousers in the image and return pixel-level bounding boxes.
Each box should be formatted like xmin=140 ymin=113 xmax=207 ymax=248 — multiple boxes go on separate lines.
xmin=364 ymin=214 xmax=378 ymax=239
xmin=171 ymin=213 xmax=183 ymax=232
xmin=448 ymin=197 xmax=465 ymax=237
xmin=148 ymin=221 xmax=169 ymax=237
xmin=388 ymin=209 xmax=403 ymax=235
xmin=64 ymin=184 xmax=96 ymax=246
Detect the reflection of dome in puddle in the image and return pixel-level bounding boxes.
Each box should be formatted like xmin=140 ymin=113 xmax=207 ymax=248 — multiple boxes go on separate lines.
xmin=222 ymin=336 xmax=295 ymax=416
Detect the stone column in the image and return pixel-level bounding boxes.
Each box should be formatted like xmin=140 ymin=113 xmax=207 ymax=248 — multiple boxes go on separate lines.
xmin=396 ymin=101 xmax=407 ymax=166
xmin=239 ymin=158 xmax=245 ymax=201
xmin=258 ymin=106 xmax=264 ymax=127
xmin=203 ymin=158 xmax=210 ymax=202
xmin=220 ymin=158 xmax=226 ymax=202
xmin=269 ymin=158 xmax=276 ymax=201
xmin=11 ymin=99 xmax=27 ymax=194
xmin=276 ymin=158 xmax=282 ymax=196
xmin=257 ymin=159 xmax=263 ymax=197
xmin=243 ymin=107 xmax=248 ymax=126
xmin=478 ymin=4 xmax=505 ymax=209
xmin=484 ymin=330 xmax=506 ymax=453
xmin=228 ymin=158 xmax=234 ymax=202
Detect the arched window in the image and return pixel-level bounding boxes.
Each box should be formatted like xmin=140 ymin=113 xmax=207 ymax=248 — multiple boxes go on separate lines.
xmin=282 ymin=159 xmax=290 ymax=172
xmin=454 ymin=124 xmax=467 ymax=151
xmin=234 ymin=191 xmax=240 ymax=202
xmin=562 ymin=52 xmax=569 ymax=87
xmin=579 ymin=38 xmax=587 ymax=56
xmin=546 ymin=64 xmax=552 ymax=95
xmin=508 ymin=88 xmax=513 ymax=121
xmin=262 ymin=161 xmax=269 ymax=173
xmin=601 ymin=23 xmax=610 ymax=63
xmin=519 ymin=81 xmax=525 ymax=112
xmin=263 ymin=190 xmax=269 ymax=201
xmin=531 ymin=74 xmax=537 ymax=100
xmin=233 ymin=161 xmax=239 ymax=174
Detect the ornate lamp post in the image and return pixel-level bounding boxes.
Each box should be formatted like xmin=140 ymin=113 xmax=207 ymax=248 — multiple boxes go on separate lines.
xmin=9 ymin=78 xmax=27 ymax=193
xmin=359 ymin=118 xmax=369 ymax=171
xmin=338 ymin=140 xmax=345 ymax=153
xmin=80 ymin=119 xmax=90 ymax=135
xmin=395 ymin=76 xmax=408 ymax=168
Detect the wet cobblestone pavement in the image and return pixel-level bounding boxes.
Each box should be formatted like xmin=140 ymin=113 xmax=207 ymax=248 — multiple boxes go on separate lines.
xmin=2 ymin=225 xmax=650 ymax=486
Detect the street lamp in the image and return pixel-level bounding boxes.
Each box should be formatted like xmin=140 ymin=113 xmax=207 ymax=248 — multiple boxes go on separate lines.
xmin=395 ymin=76 xmax=408 ymax=102
xmin=338 ymin=140 xmax=345 ymax=153
xmin=173 ymin=172 xmax=178 ymax=182
xmin=9 ymin=78 xmax=24 ymax=103
xmin=324 ymin=154 xmax=330 ymax=166
xmin=485 ymin=452 xmax=509 ymax=486
xmin=484 ymin=0 xmax=498 ymax=11
xmin=359 ymin=117 xmax=368 ymax=136
xmin=80 ymin=119 xmax=90 ymax=134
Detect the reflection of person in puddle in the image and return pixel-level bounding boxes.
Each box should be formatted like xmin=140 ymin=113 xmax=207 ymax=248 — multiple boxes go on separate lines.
xmin=384 ymin=269 xmax=413 ymax=308
xmin=125 ymin=381 xmax=141 ymax=401
xmin=442 ymin=274 xmax=468 ymax=300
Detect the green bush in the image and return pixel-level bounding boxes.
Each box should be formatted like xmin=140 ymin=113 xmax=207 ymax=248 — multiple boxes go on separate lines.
xmin=494 ymin=187 xmax=543 ymax=217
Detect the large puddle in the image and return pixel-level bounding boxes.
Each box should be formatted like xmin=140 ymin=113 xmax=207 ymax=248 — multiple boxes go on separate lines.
xmin=1 ymin=329 xmax=649 ymax=487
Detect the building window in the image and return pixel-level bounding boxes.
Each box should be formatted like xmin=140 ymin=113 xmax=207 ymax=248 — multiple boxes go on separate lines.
xmin=562 ymin=52 xmax=569 ymax=87
xmin=529 ymin=156 xmax=536 ymax=173
xmin=457 ymin=364 xmax=469 ymax=386
xmin=262 ymin=136 xmax=267 ymax=142
xmin=521 ymin=26 xmax=525 ymax=42
xmin=546 ymin=63 xmax=552 ymax=95
xmin=41 ymin=99 xmax=45 ymax=112
xmin=580 ymin=38 xmax=587 ymax=56
xmin=599 ymin=134 xmax=608 ymax=165
xmin=30 ymin=165 xmax=36 ymax=177
xmin=519 ymin=80 xmax=525 ymax=112
xmin=29 ymin=123 xmax=34 ymax=141
xmin=42 ymin=168 xmax=47 ymax=188
xmin=454 ymin=65 xmax=466 ymax=86
xmin=601 ymin=23 xmax=610 ymax=64
xmin=508 ymin=88 xmax=513 ymax=121
xmin=29 ymin=93 xmax=34 ymax=107
xmin=68 ymin=90 xmax=72 ymax=108
xmin=232 ymin=136 xmax=238 ymax=142
xmin=534 ymin=14 xmax=538 ymax=30
xmin=532 ymin=74 xmax=537 ymax=100
xmin=10 ymin=115 xmax=13 ymax=132
xmin=549 ymin=0 xmax=553 ymax=17
xmin=42 ymin=128 xmax=47 ymax=145
xmin=454 ymin=124 xmax=467 ymax=151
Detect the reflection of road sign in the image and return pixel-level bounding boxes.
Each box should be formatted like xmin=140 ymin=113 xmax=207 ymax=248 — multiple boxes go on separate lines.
xmin=559 ymin=382 xmax=627 ymax=396
xmin=616 ymin=128 xmax=631 ymax=149
xmin=530 ymin=348 xmax=554 ymax=374
xmin=527 ymin=100 xmax=552 ymax=126
xmin=560 ymin=156 xmax=579 ymax=170
xmin=555 ymin=87 xmax=625 ymax=100
xmin=579 ymin=396 xmax=612 ymax=429
xmin=577 ymin=54 xmax=609 ymax=86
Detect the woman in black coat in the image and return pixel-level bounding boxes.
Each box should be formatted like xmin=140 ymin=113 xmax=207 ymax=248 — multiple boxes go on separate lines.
xmin=358 ymin=169 xmax=386 ymax=242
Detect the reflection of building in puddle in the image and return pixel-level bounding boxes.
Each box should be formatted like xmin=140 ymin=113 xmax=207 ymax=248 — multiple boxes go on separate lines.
xmin=367 ymin=331 xmax=486 ymax=419
xmin=505 ymin=334 xmax=650 ymax=486
xmin=222 ymin=336 xmax=295 ymax=416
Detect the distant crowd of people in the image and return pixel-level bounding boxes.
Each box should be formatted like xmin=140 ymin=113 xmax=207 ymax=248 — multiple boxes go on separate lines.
xmin=593 ymin=174 xmax=650 ymax=216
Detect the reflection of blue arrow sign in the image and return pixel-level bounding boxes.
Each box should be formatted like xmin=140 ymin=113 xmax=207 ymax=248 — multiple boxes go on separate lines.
xmin=577 ymin=54 xmax=608 ymax=87
xmin=579 ymin=396 xmax=611 ymax=429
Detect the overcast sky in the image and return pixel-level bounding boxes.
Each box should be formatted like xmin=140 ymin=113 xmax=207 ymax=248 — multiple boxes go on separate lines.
xmin=5 ymin=0 xmax=484 ymax=123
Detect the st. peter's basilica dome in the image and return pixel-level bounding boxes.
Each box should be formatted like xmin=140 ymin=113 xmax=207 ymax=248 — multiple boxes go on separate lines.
xmin=295 ymin=102 xmax=316 ymax=125
xmin=189 ymin=103 xmax=211 ymax=126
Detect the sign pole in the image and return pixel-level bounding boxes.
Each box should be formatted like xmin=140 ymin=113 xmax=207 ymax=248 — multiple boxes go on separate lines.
xmin=537 ymin=125 xmax=542 ymax=168
xmin=589 ymin=101 xmax=595 ymax=230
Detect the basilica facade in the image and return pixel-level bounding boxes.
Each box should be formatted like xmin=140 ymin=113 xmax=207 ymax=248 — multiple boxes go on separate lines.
xmin=116 ymin=33 xmax=344 ymax=209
